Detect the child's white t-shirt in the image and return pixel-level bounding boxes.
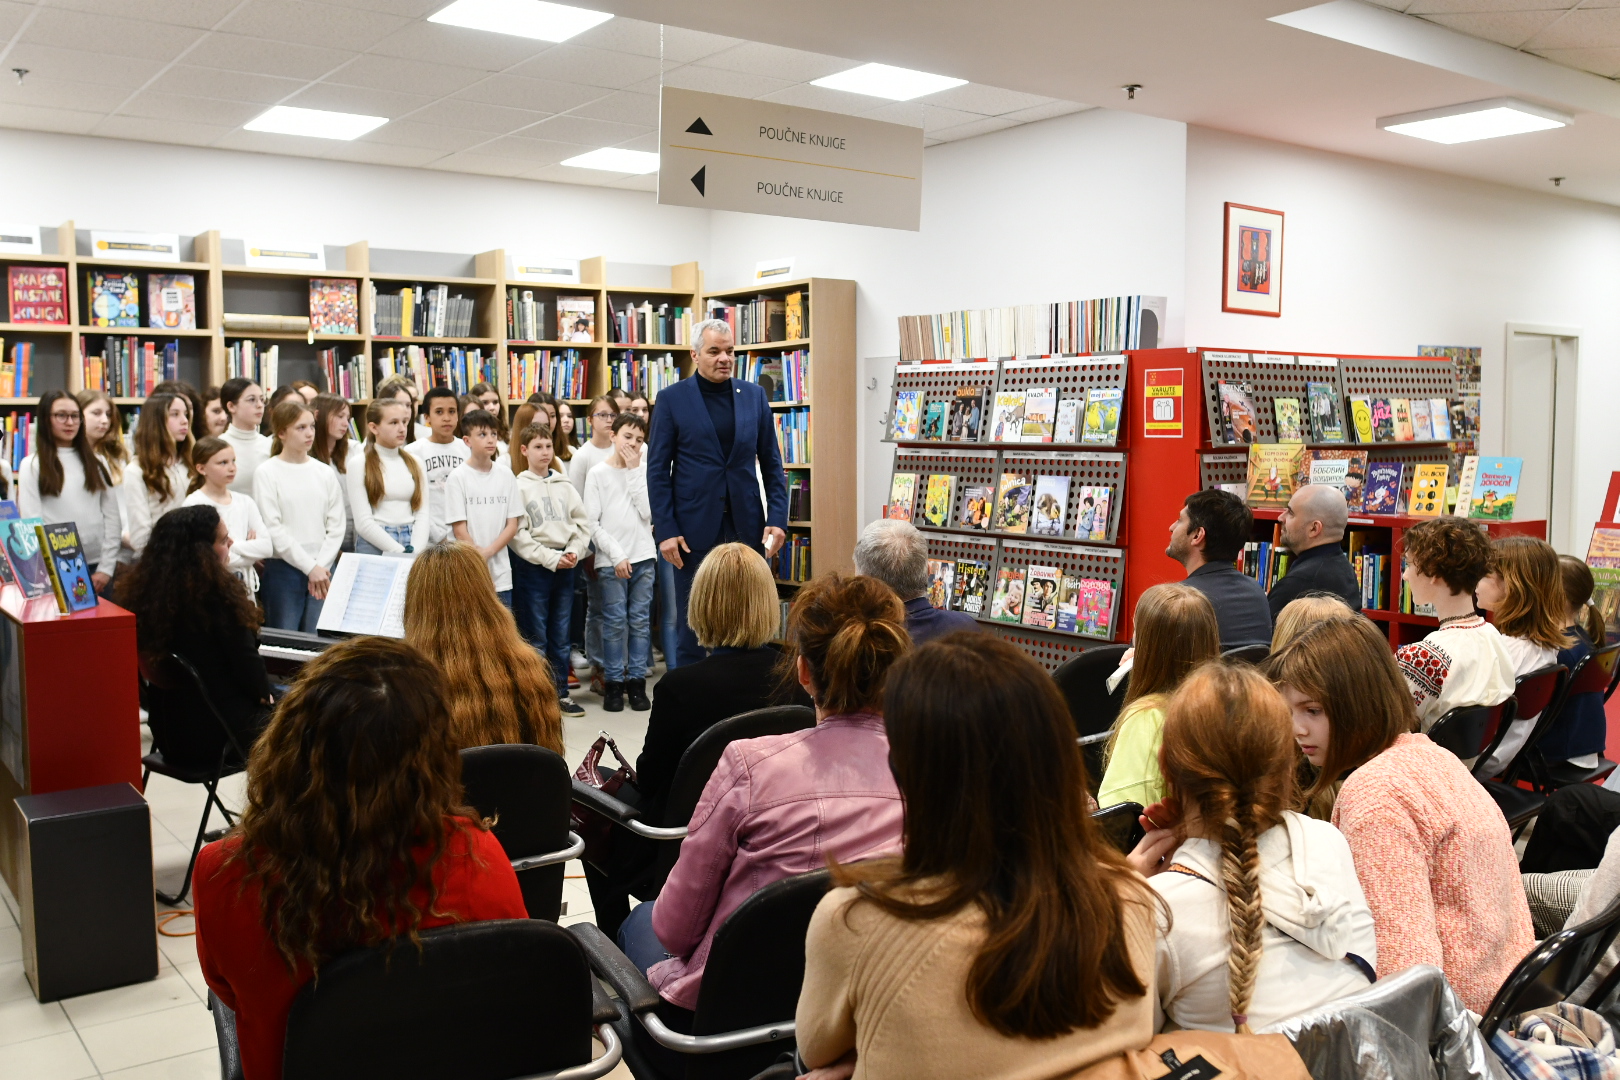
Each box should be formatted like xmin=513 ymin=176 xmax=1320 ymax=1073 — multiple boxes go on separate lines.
xmin=404 ymin=436 xmax=471 ymax=544
xmin=445 ymin=459 xmax=523 ymax=591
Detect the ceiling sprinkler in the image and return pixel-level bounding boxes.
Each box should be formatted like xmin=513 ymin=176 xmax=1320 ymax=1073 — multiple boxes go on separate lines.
xmin=11 ymin=69 xmax=27 ymax=85
xmin=1550 ymin=176 xmax=1565 ymax=187
xmin=1121 ymin=84 xmax=1142 ymax=101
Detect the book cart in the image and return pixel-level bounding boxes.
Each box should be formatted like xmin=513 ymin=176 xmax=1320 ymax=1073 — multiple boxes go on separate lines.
xmin=883 ymin=355 xmax=1129 ymax=670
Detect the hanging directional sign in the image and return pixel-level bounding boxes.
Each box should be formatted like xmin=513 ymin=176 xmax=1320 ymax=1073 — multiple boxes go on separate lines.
xmin=658 ymin=87 xmax=924 ymax=231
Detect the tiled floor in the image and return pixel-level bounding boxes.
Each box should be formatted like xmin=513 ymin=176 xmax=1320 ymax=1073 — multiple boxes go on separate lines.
xmin=0 ymin=665 xmax=658 ymax=1079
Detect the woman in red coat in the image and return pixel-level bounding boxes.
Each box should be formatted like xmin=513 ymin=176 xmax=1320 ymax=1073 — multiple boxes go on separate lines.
xmin=195 ymin=636 xmax=526 ymax=1080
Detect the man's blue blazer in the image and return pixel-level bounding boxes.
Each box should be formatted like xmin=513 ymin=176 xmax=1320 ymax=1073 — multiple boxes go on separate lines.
xmin=646 ymin=374 xmax=789 ymax=553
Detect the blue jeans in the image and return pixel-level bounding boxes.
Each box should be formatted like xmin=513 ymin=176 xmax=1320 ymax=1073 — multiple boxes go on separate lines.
xmin=657 ymin=557 xmax=680 ymax=671
xmin=260 ymin=557 xmax=324 ymax=632
xmin=511 ymin=558 xmax=574 ymax=696
xmin=586 ymin=568 xmax=606 ymax=668
xmin=598 ymin=558 xmax=654 ymax=682
xmin=354 ymin=521 xmax=413 ymax=555
xmin=618 ymin=900 xmax=670 ymax=974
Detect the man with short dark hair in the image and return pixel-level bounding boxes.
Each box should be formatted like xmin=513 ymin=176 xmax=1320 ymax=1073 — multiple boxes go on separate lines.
xmin=1165 ymin=489 xmax=1272 ymax=650
xmin=1268 ymin=484 xmax=1363 ymax=618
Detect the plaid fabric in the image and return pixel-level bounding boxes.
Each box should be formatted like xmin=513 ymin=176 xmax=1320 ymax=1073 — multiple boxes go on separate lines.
xmin=1492 ymin=1003 xmax=1620 ymax=1080
xmin=1524 ymin=870 xmax=1597 ymax=938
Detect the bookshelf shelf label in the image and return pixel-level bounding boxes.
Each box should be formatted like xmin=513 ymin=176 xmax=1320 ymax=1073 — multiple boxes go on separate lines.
xmin=243 ymin=240 xmax=325 ymax=271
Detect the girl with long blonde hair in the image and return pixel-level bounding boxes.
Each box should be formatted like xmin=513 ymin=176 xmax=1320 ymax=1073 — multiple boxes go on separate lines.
xmin=123 ymin=391 xmax=193 ymax=562
xmin=346 ymin=398 xmax=428 ymax=555
xmin=403 ymin=541 xmax=563 ymax=754
xmin=1476 ymin=535 xmax=1573 ymax=775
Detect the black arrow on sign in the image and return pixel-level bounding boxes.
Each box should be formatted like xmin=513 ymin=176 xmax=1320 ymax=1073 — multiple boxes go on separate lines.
xmin=691 ymin=166 xmax=706 ymax=196
xmin=686 ymin=117 xmax=712 ymax=135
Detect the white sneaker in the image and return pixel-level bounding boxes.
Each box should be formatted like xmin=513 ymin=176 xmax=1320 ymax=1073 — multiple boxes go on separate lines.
xmin=570 ymin=647 xmax=590 ymax=672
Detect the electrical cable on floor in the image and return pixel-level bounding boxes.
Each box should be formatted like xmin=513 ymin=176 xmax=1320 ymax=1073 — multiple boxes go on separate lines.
xmin=157 ymin=909 xmax=196 ymax=937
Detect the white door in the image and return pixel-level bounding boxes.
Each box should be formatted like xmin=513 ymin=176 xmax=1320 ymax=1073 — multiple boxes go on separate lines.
xmin=1503 ymin=326 xmax=1579 ymax=551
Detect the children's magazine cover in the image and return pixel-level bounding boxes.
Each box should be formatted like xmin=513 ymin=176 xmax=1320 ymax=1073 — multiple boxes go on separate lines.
xmin=1020 ymin=387 xmax=1057 ymax=442
xmin=923 ymin=474 xmax=955 ymax=527
xmin=921 ymin=399 xmax=947 ymax=441
xmin=1021 ymin=564 xmax=1059 ymax=629
xmin=1407 ymin=463 xmax=1449 ymax=517
xmin=887 ymin=473 xmax=917 ymax=521
xmin=889 ymin=390 xmax=923 ymax=440
xmin=1246 ymin=443 xmax=1306 ymax=509
xmin=989 ymin=567 xmax=1025 ymax=623
xmin=958 ymin=484 xmax=993 ymax=530
xmin=988 ymin=392 xmax=1025 ymax=443
xmin=1082 ymin=387 xmax=1123 ymax=444
xmin=1349 ymin=397 xmax=1375 ymax=444
xmin=1078 ymin=578 xmax=1115 ymax=637
xmin=925 ymin=558 xmax=956 ymax=610
xmin=1075 ymin=485 xmax=1111 ymax=542
xmin=1218 ymin=382 xmax=1260 ymax=444
xmin=947 ymin=386 xmax=986 ymax=442
xmin=3 ymin=516 xmax=53 ymax=598
xmin=954 ymin=560 xmax=989 ymax=616
xmin=1272 ymin=397 xmax=1304 ymax=442
xmin=1054 ymin=575 xmax=1081 ymax=633
xmin=557 ymin=296 xmax=596 ymax=341
xmin=1469 ymin=458 xmax=1523 ymax=520
xmin=1363 ymin=462 xmax=1403 ymax=515
xmin=147 ymin=273 xmax=196 ymax=330
xmin=87 ymin=271 xmax=140 ymax=327
xmin=1307 ymin=449 xmax=1369 ymax=511
xmin=1053 ymin=397 xmax=1081 ymax=444
xmin=1369 ymin=398 xmax=1395 ymax=442
xmin=1030 ymin=475 xmax=1070 ymax=537
xmin=1307 ymin=382 xmax=1345 ymax=443
xmin=992 ymin=471 xmax=1034 ymax=533
xmin=41 ymin=522 xmax=96 ymax=613
xmin=1087 ymin=486 xmax=1113 ymax=541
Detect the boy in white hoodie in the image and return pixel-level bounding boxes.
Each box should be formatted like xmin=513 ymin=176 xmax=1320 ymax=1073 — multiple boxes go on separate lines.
xmin=510 ymin=421 xmax=591 ymax=717
xmin=583 ymin=412 xmax=655 ymax=713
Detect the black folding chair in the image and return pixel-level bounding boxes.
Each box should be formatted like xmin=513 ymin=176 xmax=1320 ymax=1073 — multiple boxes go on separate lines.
xmin=460 ymin=745 xmax=584 ymax=921
xmin=1426 ymin=700 xmax=1513 ymax=776
xmin=138 ymin=652 xmax=251 ymax=905
xmin=1092 ymin=802 xmax=1145 ymax=854
xmin=1532 ymin=644 xmax=1620 ymax=789
xmin=1479 ymin=895 xmax=1620 ymax=1041
xmin=571 ymin=705 xmax=816 ymax=896
xmin=1478 ymin=665 xmax=1567 ymax=833
xmin=574 ymin=869 xmax=830 ymax=1080
xmin=1222 ymin=643 xmax=1272 ymax=665
xmin=1052 ymin=644 xmax=1130 ymax=787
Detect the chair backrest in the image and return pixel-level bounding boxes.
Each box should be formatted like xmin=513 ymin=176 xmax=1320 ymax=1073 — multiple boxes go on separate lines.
xmin=689 ymin=869 xmax=831 ymax=1080
xmin=1479 ymin=895 xmax=1620 ymax=1040
xmin=1500 ymin=664 xmax=1570 ymax=779
xmin=282 ymin=919 xmax=595 ymax=1080
xmin=1222 ymin=643 xmax=1272 ymax=666
xmin=1092 ymin=802 xmax=1145 ymax=854
xmin=141 ymin=651 xmax=250 ymax=767
xmin=459 ymin=745 xmax=572 ymax=921
xmin=1051 ymin=643 xmax=1131 ymax=740
xmin=1570 ymin=644 xmax=1620 ymax=697
xmin=1427 ymin=701 xmax=1511 ymax=763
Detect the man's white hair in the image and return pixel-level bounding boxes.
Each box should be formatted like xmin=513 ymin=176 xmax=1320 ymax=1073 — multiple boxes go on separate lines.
xmin=690 ymin=318 xmax=734 ymax=350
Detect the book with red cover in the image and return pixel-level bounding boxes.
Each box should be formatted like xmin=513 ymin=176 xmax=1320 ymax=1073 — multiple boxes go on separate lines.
xmin=7 ymin=265 xmax=69 ymax=324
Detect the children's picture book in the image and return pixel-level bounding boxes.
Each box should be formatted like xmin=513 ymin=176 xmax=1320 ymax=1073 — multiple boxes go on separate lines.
xmin=87 ymin=270 xmax=140 ymax=327
xmin=989 ymin=566 xmax=1025 ymax=623
xmin=41 ymin=522 xmax=96 ymax=613
xmin=1587 ymin=527 xmax=1620 ymax=639
xmin=147 ymin=273 xmax=196 ymax=330
xmin=947 ymin=386 xmax=986 ymax=442
xmin=923 ymin=474 xmax=955 ymax=527
xmin=1053 ymin=397 xmax=1082 ymax=444
xmin=921 ymin=399 xmax=947 ymax=441
xmin=1020 ymin=387 xmax=1057 ymax=442
xmin=1429 ymin=399 xmax=1453 ymax=440
xmin=1349 ymin=397 xmax=1375 ymax=444
xmin=988 ymin=392 xmax=1025 ymax=442
xmin=1272 ymin=397 xmax=1304 ymax=442
xmin=954 ymin=559 xmax=990 ymax=617
xmin=1453 ymin=454 xmax=1479 ymax=517
xmin=1407 ymin=463 xmax=1449 ymax=518
xmin=992 ymin=471 xmax=1034 ymax=533
xmin=1218 ymin=381 xmax=1260 ymax=444
xmin=1022 ymin=564 xmax=1059 ymax=629
xmin=1078 ymin=578 xmax=1115 ymax=637
xmin=3 ymin=515 xmax=53 ymax=598
xmin=1307 ymin=449 xmax=1369 ymax=511
xmin=1082 ymin=386 xmax=1124 ymax=444
xmin=1054 ymin=574 xmax=1081 ymax=633
xmin=958 ymin=483 xmax=993 ymax=530
xmin=1307 ymin=382 xmax=1345 ymax=442
xmin=1369 ymin=398 xmax=1395 ymax=442
xmin=557 ymin=296 xmax=596 ymax=341
xmin=1469 ymin=458 xmax=1524 ymax=520
xmin=1389 ymin=398 xmax=1413 ymax=441
xmin=310 ymin=278 xmax=360 ymax=335
xmin=1363 ymin=462 xmax=1403 ymax=515
xmin=1030 ymin=475 xmax=1070 ymax=537
xmin=1410 ymin=399 xmax=1435 ymax=441
xmin=925 ymin=558 xmax=956 ymax=610
xmin=1076 ymin=485 xmax=1113 ymax=542
xmin=887 ymin=473 xmax=917 ymax=521
xmin=7 ymin=265 xmax=68 ymax=324
xmin=1246 ymin=443 xmax=1306 ymax=509
xmin=889 ymin=390 xmax=923 ymax=440
xmin=0 ymin=501 xmax=17 ymax=585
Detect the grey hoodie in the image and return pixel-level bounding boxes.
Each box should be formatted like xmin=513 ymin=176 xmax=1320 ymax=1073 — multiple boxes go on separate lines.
xmin=510 ymin=467 xmax=591 ymax=571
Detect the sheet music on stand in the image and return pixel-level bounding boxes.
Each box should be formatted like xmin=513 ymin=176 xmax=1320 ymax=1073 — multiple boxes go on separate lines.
xmin=316 ymin=552 xmax=416 ymax=638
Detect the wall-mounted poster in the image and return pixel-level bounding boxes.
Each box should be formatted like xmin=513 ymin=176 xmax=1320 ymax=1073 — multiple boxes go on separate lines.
xmin=1223 ymin=202 xmax=1284 ymax=317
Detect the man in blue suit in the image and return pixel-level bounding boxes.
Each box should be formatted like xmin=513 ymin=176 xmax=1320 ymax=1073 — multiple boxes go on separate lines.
xmin=647 ymin=319 xmax=788 ymax=665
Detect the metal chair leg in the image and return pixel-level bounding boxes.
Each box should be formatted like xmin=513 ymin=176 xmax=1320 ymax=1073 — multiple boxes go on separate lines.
xmin=156 ymin=750 xmax=233 ymax=906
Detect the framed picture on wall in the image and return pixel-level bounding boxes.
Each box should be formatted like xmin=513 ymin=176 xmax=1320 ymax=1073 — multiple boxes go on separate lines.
xmin=1223 ymin=202 xmax=1284 ymax=317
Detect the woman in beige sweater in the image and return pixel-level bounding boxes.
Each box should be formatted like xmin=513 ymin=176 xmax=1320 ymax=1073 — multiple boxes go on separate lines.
xmin=796 ymin=633 xmax=1158 ymax=1080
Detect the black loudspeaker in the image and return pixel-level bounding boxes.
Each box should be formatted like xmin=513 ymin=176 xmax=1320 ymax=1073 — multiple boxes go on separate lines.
xmin=15 ymin=783 xmax=158 ymax=1001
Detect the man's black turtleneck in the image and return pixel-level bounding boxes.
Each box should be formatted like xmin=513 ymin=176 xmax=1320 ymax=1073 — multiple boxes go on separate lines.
xmin=698 ymin=374 xmax=735 ymax=460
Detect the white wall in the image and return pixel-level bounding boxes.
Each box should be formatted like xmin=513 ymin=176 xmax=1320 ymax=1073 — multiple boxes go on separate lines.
xmin=1185 ymin=126 xmax=1620 ymax=550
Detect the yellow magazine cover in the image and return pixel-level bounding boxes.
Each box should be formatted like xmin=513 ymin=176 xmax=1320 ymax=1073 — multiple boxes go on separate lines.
xmin=923 ymin=474 xmax=954 ymax=527
xmin=1246 ymin=443 xmax=1306 ymax=509
xmin=1407 ymin=463 xmax=1449 ymax=517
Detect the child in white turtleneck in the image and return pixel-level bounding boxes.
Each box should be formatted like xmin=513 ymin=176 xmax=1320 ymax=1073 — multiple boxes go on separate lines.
xmin=18 ymin=391 xmax=122 ymax=587
xmin=218 ymin=378 xmax=271 ymax=496
xmin=346 ymin=398 xmax=429 ymax=555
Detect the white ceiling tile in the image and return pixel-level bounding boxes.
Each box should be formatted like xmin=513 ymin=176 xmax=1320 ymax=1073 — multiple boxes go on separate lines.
xmin=0 ymin=101 xmax=107 ymax=135
xmin=314 ymin=140 xmax=445 ymax=166
xmin=213 ymin=127 xmax=352 ymax=155
xmin=50 ymin=0 xmax=241 ymax=29
xmin=605 ymin=172 xmax=657 ymax=192
xmin=997 ymin=100 xmax=1093 ymax=123
xmin=1 ymin=43 xmax=167 ymax=88
xmin=474 ymin=133 xmax=591 ymax=165
xmin=923 ymin=136 xmax=944 ymax=146
xmin=922 ymin=83 xmax=1054 ymax=117
xmin=1419 ymin=9 xmax=1566 ymax=46
xmin=0 ymin=73 xmax=130 ymax=112
xmin=614 ymin=130 xmax=657 ymax=153
xmin=313 ymin=0 xmax=442 ymax=17
xmin=1525 ymin=7 xmax=1620 ymax=49
xmin=650 ymin=64 xmax=793 ymax=99
xmin=521 ymin=112 xmax=645 ymax=147
xmin=21 ymin=7 xmax=206 ymax=61
xmin=566 ymin=89 xmax=657 ymax=127
xmin=367 ymin=22 xmax=552 ymax=70
xmin=1531 ymin=45 xmax=1620 ymax=76
xmin=322 ymin=53 xmax=487 ymax=97
xmin=359 ymin=118 xmax=489 ymax=151
xmin=756 ymin=82 xmax=894 ymax=118
xmin=696 ymin=42 xmax=849 ymax=82
xmin=861 ymin=101 xmax=979 ymax=133
xmin=1408 ymin=0 xmax=1575 ymax=11
xmin=217 ymin=0 xmax=410 ymax=51
xmin=147 ymin=64 xmax=307 ymax=103
xmin=116 ymin=90 xmax=266 ymax=125
xmin=92 ymin=114 xmax=234 ymax=146
xmin=284 ymin=81 xmax=433 ymax=117
xmin=0 ymin=0 xmax=31 ymax=38
xmin=927 ymin=115 xmax=1022 ymax=143
xmin=505 ymin=44 xmax=665 ymax=90
xmin=427 ymin=151 xmax=532 ymax=177
xmin=183 ymin=32 xmax=354 ymax=79
xmin=564 ymin=21 xmax=741 ymax=63
xmin=452 ymin=74 xmax=603 ymax=113
xmin=408 ymin=96 xmax=547 ymax=133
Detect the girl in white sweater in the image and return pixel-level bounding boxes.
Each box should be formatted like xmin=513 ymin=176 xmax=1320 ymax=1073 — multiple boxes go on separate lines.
xmin=583 ymin=413 xmax=656 ymax=712
xmin=253 ymin=399 xmax=346 ymax=632
xmin=122 ymin=392 xmax=193 ymax=564
xmin=77 ymin=390 xmax=134 ymax=567
xmin=218 ymin=378 xmax=271 ymax=496
xmin=346 ymin=398 xmax=428 ymax=555
xmin=19 ymin=391 xmax=122 ymax=590
xmin=184 ymin=436 xmax=273 ymax=593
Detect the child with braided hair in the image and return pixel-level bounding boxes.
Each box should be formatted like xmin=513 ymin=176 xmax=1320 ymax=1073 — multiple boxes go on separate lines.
xmin=1129 ymin=659 xmax=1376 ymax=1032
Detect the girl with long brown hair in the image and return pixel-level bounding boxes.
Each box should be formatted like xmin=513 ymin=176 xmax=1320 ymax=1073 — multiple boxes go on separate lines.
xmin=1476 ymin=534 xmax=1573 ymax=775
xmin=123 ymin=391 xmax=193 ymax=562
xmin=1137 ymin=660 xmax=1374 ymax=1033
xmin=76 ymin=388 xmax=128 ymax=483
xmin=19 ymin=390 xmax=120 ymax=587
xmin=346 ymin=397 xmax=428 ymax=555
xmin=1098 ymin=582 xmax=1221 ymax=808
xmin=1537 ymin=554 xmax=1611 ymax=767
xmin=183 ymin=437 xmax=273 ymax=594
xmin=252 ymin=399 xmax=346 ymax=632
xmin=402 ymin=540 xmax=563 ymax=753
xmin=1266 ymin=615 xmax=1532 ymax=1014
xmin=194 ymin=636 xmax=526 ymax=1080
xmin=798 ymin=633 xmax=1154 ymax=1078
xmin=309 ymin=392 xmax=355 ymax=552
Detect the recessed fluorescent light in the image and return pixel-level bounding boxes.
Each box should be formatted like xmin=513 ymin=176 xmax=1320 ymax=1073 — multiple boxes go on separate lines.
xmin=1377 ymin=97 xmax=1570 ymax=144
xmin=561 ymin=147 xmax=660 ymax=173
xmin=244 ymin=105 xmax=387 ymax=140
xmin=428 ymin=0 xmax=611 ymax=42
xmin=811 ymin=63 xmax=967 ymax=101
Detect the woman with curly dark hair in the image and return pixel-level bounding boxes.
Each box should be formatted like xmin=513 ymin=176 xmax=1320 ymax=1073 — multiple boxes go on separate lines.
xmin=194 ymin=637 xmax=526 ymax=1080
xmin=119 ymin=504 xmax=270 ymax=769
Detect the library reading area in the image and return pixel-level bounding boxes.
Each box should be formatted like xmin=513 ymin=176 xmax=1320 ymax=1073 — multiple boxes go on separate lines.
xmin=1 ymin=0 xmax=1618 ymax=1077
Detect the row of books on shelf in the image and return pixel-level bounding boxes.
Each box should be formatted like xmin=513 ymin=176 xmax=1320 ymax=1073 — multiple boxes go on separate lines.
xmin=7 ymin=266 xmax=69 ymax=325
xmin=773 ymin=535 xmax=811 ymax=582
xmin=607 ymin=301 xmax=695 ymax=346
xmin=1218 ymin=378 xmax=1465 ymax=446
xmin=226 ymin=340 xmax=280 ymax=391
xmin=932 ymin=556 xmax=1116 ymax=637
xmin=775 ymin=408 xmax=810 ymax=464
xmin=897 ymin=296 xmax=1165 ymax=362
xmin=371 ymin=283 xmax=477 ymax=339
xmin=890 ymin=383 xmax=1122 ymax=445
xmin=2 ymin=414 xmax=33 ymax=472
xmin=509 ymin=349 xmax=587 ymax=401
xmin=0 ymin=341 xmax=32 ymax=397
xmin=607 ymin=351 xmax=679 ymax=399
xmin=376 ymin=346 xmax=493 ymax=396
xmin=83 ymin=337 xmax=180 ymax=398
xmin=707 ymin=291 xmax=806 ymax=345
xmin=0 ymin=506 xmax=98 ymax=613
xmin=506 ymin=292 xmax=599 ymax=343
xmin=319 ymin=348 xmax=370 ymax=401
xmin=1236 ymin=537 xmax=1406 ymax=615
xmin=1238 ymin=445 xmax=1523 ymax=520
xmin=890 ymin=470 xmax=1115 ymax=542
xmin=742 ymin=350 xmax=807 ymax=403
xmin=787 ymin=475 xmax=810 ymax=522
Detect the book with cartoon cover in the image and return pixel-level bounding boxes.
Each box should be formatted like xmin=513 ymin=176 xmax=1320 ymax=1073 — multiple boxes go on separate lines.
xmin=41 ymin=522 xmax=97 ymax=613
xmin=988 ymin=392 xmax=1024 ymax=443
xmin=1021 ymin=564 xmax=1059 ymax=629
xmin=1369 ymin=398 xmax=1395 ymax=442
xmin=3 ymin=515 xmax=52 ymax=598
xmin=1407 ymin=463 xmax=1448 ymax=517
xmin=309 ymin=278 xmax=360 ymax=335
xmin=1218 ymin=382 xmax=1260 ymax=444
xmin=889 ymin=390 xmax=922 ymax=440
xmin=1246 ymin=443 xmax=1306 ymax=509
xmin=993 ymin=471 xmax=1034 ymax=533
xmin=923 ymin=474 xmax=955 ymax=527
xmin=87 ymin=270 xmax=140 ymax=327
xmin=925 ymin=558 xmax=956 ymax=609
xmin=921 ymin=400 xmax=947 ymax=440
xmin=887 ymin=473 xmax=916 ymax=521
xmin=1349 ymin=397 xmax=1375 ymax=444
xmin=1272 ymin=397 xmax=1304 ymax=442
xmin=1082 ymin=387 xmax=1123 ymax=444
xmin=958 ymin=484 xmax=993 ymax=530
xmin=989 ymin=567 xmax=1024 ymax=623
xmin=954 ymin=559 xmax=989 ymax=616
xmin=1363 ymin=462 xmax=1403 ymax=515
xmin=147 ymin=273 xmax=196 ymax=330
xmin=1307 ymin=449 xmax=1369 ymax=512
xmin=1078 ymin=578 xmax=1115 ymax=637
xmin=1030 ymin=475 xmax=1070 ymax=537
xmin=1469 ymin=458 xmax=1523 ymax=520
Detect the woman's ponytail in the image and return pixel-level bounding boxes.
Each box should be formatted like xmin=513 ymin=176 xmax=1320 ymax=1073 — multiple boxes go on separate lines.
xmin=782 ymin=573 xmax=910 ymax=714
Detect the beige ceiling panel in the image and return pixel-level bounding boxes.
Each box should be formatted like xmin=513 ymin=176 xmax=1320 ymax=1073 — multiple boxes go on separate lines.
xmin=924 ymin=83 xmax=1054 ymax=117
xmin=648 ymin=64 xmax=793 ymax=98
xmin=506 ymin=44 xmax=665 ymax=90
xmin=520 ymin=112 xmax=646 ymax=147
xmin=408 ymin=96 xmax=546 ymax=133
xmin=566 ymin=20 xmax=741 ymax=64
xmin=427 ymin=151 xmax=533 ymax=177
xmin=358 ymin=117 xmax=488 ymax=151
xmin=1532 ymin=45 xmax=1620 ymax=76
xmin=21 ymin=7 xmax=206 ymax=61
xmin=474 ymin=133 xmax=591 ymax=165
xmin=996 ymin=100 xmax=1094 ymax=124
xmin=605 ymin=172 xmax=657 ymax=191
xmin=567 ymin=89 xmax=658 ymax=127
xmin=0 ymin=0 xmax=31 ymax=39
xmin=93 ymin=113 xmax=235 ymax=145
xmin=1 ymin=43 xmax=167 ymax=87
xmin=147 ymin=64 xmax=307 ymax=103
xmin=756 ymin=81 xmax=888 ymax=115
xmin=0 ymin=101 xmax=108 ymax=134
xmin=1525 ymin=7 xmax=1620 ymax=50
xmin=696 ymin=41 xmax=850 ymax=82
xmin=1420 ymin=9 xmax=1566 ymax=46
xmin=862 ymin=100 xmax=982 ymax=133
xmin=322 ymin=53 xmax=487 ymax=97
xmin=50 ymin=0 xmax=242 ymax=29
xmin=284 ymin=81 xmax=433 ymax=117
xmin=614 ymin=130 xmax=657 ymax=152
xmin=213 ymin=126 xmax=350 ymax=155
xmin=1 ymin=74 xmax=130 ymax=112
xmin=927 ymin=115 xmax=1022 ymax=143
xmin=452 ymin=73 xmax=602 ymax=113
xmin=118 ymin=90 xmax=267 ymax=125
xmin=366 ymin=22 xmax=552 ymax=69
xmin=217 ymin=0 xmax=411 ymax=51
xmin=315 ymin=139 xmax=444 ymax=166
xmin=314 ymin=0 xmax=442 ymax=18
xmin=1408 ymin=0 xmax=1575 ymax=13
xmin=183 ymin=32 xmax=353 ymax=79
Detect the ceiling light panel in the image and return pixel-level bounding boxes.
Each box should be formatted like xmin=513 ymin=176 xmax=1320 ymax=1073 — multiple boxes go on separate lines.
xmin=561 ymin=147 xmax=659 ymax=172
xmin=811 ymin=63 xmax=967 ymax=101
xmin=428 ymin=0 xmax=612 ymax=42
xmin=244 ymin=106 xmax=388 ymax=140
xmin=1377 ymin=97 xmax=1571 ymax=144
